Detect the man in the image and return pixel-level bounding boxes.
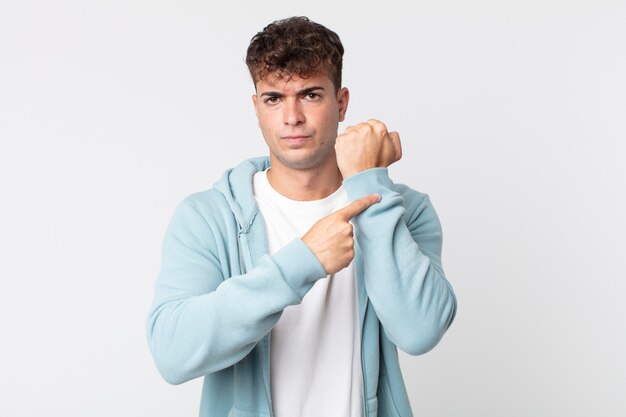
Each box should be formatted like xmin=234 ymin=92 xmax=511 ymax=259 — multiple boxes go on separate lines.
xmin=147 ymin=16 xmax=456 ymax=417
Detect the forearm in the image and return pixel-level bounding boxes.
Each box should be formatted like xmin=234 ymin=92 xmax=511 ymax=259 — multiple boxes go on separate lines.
xmin=343 ymin=168 xmax=457 ymax=355
xmin=360 ymin=224 xmax=456 ymax=354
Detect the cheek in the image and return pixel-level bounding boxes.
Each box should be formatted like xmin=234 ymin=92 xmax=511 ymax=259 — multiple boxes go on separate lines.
xmin=257 ymin=113 xmax=276 ymax=134
xmin=317 ymin=111 xmax=339 ymax=133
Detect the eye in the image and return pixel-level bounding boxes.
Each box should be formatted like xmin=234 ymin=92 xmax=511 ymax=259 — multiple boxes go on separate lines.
xmin=304 ymin=92 xmax=320 ymax=100
xmin=264 ymin=96 xmax=280 ymax=104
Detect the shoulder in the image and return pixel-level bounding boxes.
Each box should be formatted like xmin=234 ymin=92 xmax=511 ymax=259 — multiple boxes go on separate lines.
xmin=174 ymin=188 xmax=235 ymax=231
xmin=181 ymin=188 xmax=229 ymax=215
xmin=161 ymin=188 xmax=238 ymax=255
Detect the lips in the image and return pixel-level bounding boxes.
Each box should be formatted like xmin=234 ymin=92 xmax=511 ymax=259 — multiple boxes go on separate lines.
xmin=281 ymin=135 xmax=311 ymax=146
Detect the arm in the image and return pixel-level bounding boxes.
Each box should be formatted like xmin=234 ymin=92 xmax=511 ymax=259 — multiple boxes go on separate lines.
xmin=146 ymin=197 xmax=326 ymax=385
xmin=334 ymin=119 xmax=456 ymax=355
xmin=343 ymin=168 xmax=457 ymax=355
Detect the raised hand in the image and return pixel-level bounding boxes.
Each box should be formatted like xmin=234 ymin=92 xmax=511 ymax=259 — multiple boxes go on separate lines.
xmin=335 ymin=119 xmax=402 ymax=179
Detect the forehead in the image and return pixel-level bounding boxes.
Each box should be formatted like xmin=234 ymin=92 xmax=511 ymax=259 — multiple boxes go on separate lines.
xmin=255 ymin=72 xmax=334 ymax=92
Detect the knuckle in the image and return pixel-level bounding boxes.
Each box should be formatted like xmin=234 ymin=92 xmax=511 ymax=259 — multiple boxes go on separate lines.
xmin=357 ymin=123 xmax=370 ymax=133
xmin=369 ymin=119 xmax=386 ymax=132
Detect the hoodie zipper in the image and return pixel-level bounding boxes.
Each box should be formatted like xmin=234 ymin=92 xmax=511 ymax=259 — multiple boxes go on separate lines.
xmin=360 ymin=297 xmax=369 ymax=417
xmin=356 ymin=242 xmax=369 ymax=417
xmin=238 ymin=229 xmax=274 ymax=417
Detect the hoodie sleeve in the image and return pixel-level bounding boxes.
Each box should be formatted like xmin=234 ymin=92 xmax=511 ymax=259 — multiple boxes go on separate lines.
xmin=342 ymin=168 xmax=457 ymax=355
xmin=146 ymin=198 xmax=327 ymax=385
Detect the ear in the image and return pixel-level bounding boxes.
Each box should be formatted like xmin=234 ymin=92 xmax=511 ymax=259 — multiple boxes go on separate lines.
xmin=252 ymin=94 xmax=259 ymax=119
xmin=337 ymin=87 xmax=350 ymax=122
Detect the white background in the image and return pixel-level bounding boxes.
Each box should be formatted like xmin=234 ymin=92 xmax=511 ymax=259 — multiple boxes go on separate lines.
xmin=1 ymin=1 xmax=625 ymax=416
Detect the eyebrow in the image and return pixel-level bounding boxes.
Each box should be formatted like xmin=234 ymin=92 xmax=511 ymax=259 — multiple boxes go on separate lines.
xmin=260 ymin=86 xmax=326 ymax=97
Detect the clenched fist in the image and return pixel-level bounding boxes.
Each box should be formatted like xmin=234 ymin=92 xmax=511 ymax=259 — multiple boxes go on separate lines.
xmin=335 ymin=119 xmax=402 ymax=179
xmin=302 ymin=193 xmax=381 ymax=275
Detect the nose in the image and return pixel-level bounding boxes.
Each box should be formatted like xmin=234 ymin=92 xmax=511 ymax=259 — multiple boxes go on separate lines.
xmin=283 ymin=98 xmax=305 ymax=126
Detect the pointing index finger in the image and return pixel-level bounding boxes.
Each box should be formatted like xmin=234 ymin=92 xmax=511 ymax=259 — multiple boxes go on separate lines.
xmin=336 ymin=193 xmax=381 ymax=221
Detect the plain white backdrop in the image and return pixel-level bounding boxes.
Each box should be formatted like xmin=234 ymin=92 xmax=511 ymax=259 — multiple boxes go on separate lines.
xmin=1 ymin=1 xmax=625 ymax=416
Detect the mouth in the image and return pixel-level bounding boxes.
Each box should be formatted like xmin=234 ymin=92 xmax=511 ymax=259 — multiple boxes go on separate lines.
xmin=281 ymin=135 xmax=311 ymax=146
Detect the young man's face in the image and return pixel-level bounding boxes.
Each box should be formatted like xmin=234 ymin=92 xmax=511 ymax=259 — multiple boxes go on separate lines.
xmin=252 ymin=72 xmax=349 ymax=172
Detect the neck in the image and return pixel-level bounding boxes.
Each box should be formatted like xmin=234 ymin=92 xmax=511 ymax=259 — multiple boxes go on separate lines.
xmin=266 ymin=156 xmax=343 ymax=201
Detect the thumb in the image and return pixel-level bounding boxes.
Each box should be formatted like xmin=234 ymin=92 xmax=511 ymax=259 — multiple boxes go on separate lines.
xmin=336 ymin=193 xmax=381 ymax=221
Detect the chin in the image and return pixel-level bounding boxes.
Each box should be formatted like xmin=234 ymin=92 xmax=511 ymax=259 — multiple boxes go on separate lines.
xmin=273 ymin=151 xmax=332 ymax=171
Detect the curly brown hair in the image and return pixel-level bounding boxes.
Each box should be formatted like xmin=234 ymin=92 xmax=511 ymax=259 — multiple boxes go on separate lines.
xmin=245 ymin=17 xmax=344 ymax=91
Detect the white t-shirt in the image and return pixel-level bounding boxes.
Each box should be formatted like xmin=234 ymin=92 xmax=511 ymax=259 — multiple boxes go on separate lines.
xmin=253 ymin=169 xmax=363 ymax=417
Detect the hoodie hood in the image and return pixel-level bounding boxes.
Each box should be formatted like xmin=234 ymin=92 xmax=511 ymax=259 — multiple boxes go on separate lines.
xmin=214 ymin=156 xmax=270 ymax=233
